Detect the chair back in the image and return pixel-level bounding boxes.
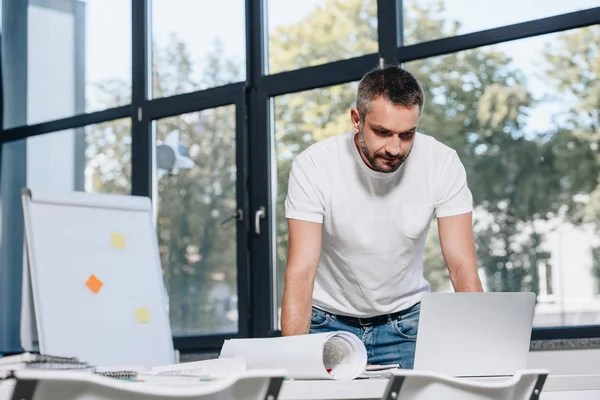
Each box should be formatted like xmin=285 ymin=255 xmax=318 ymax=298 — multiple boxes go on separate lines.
xmin=6 ymin=369 xmax=286 ymax=400
xmin=382 ymin=369 xmax=549 ymax=400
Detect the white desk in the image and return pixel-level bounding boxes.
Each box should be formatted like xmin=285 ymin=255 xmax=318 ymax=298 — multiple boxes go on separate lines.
xmin=2 ymin=373 xmax=599 ymax=399
xmin=279 ymin=374 xmax=600 ymax=400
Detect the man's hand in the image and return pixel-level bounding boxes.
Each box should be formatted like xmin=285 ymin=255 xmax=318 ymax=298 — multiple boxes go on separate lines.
xmin=281 ymin=219 xmax=323 ymax=336
xmin=437 ymin=212 xmax=483 ymax=292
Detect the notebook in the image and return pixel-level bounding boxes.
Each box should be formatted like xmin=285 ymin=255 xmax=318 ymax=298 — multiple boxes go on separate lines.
xmin=0 ymin=352 xmax=95 ymax=372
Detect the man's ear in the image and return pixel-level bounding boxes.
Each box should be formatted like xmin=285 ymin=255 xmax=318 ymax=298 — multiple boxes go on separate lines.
xmin=350 ymin=107 xmax=361 ymax=132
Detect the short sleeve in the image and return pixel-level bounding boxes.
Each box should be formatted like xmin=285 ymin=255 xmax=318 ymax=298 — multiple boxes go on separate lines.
xmin=284 ymin=155 xmax=325 ymax=223
xmin=435 ymin=150 xmax=473 ymax=218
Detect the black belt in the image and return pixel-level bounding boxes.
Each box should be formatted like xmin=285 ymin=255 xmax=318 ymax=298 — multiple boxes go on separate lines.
xmin=333 ymin=305 xmax=418 ymax=327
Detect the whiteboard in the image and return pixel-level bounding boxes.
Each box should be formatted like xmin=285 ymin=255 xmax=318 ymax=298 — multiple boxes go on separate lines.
xmin=20 ymin=188 xmax=175 ymax=368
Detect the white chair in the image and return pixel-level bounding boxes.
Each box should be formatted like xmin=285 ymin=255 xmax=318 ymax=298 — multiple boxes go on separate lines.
xmin=6 ymin=368 xmax=286 ymax=400
xmin=382 ymin=369 xmax=549 ymax=400
xmin=0 ymin=376 xmax=16 ymax=400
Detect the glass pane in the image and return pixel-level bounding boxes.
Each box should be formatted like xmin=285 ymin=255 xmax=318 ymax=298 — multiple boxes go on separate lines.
xmin=26 ymin=118 xmax=132 ymax=194
xmin=273 ymin=82 xmax=358 ymax=328
xmin=403 ymin=0 xmax=599 ymax=45
xmin=1 ymin=0 xmax=131 ymax=129
xmin=151 ymin=0 xmax=246 ymax=98
xmin=268 ymin=0 xmax=377 ymax=74
xmin=156 ymin=106 xmax=239 ymax=336
xmin=404 ymin=25 xmax=600 ymax=327
xmin=85 ymin=0 xmax=132 ymax=113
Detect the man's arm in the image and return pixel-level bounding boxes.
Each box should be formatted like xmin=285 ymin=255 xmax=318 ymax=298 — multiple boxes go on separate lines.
xmin=281 ymin=219 xmax=322 ymax=336
xmin=437 ymin=212 xmax=483 ymax=292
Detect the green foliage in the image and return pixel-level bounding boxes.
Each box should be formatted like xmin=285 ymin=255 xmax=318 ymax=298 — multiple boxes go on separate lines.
xmin=156 ymin=104 xmax=238 ymax=335
xmin=152 ymin=43 xmax=242 ymax=335
xmin=269 ymin=0 xmax=377 ymax=74
xmin=84 ymin=120 xmax=132 ymax=194
xmin=540 ymin=25 xmax=600 ymax=229
xmin=422 ymin=220 xmax=450 ymax=292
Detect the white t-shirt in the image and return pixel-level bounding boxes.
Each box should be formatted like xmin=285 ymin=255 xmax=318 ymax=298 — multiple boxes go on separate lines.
xmin=284 ymin=131 xmax=473 ymax=317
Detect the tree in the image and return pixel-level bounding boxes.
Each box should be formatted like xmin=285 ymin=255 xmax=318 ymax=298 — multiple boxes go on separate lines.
xmin=268 ymin=0 xmax=377 ymax=74
xmin=539 ymin=25 xmax=600 ymax=297
xmin=85 ymin=77 xmax=131 ymax=194
xmin=540 ymin=25 xmax=600 ymax=228
xmin=153 ymin=39 xmax=242 ymax=335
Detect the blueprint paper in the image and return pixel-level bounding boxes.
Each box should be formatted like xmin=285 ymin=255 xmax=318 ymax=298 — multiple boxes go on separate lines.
xmin=219 ymin=332 xmax=367 ymax=380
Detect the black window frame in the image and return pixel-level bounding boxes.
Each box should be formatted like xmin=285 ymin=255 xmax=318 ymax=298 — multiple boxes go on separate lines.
xmin=1 ymin=0 xmax=599 ymax=356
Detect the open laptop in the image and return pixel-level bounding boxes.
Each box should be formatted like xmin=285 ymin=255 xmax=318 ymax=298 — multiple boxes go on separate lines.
xmin=413 ymin=292 xmax=536 ymax=378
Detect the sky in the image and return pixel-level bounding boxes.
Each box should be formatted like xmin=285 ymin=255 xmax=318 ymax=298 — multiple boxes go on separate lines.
xmin=84 ymin=0 xmax=600 ymax=132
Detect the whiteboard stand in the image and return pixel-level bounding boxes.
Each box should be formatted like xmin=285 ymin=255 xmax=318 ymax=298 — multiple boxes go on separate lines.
xmin=20 ymin=188 xmax=175 ymax=369
xmin=20 ymin=240 xmax=38 ymax=352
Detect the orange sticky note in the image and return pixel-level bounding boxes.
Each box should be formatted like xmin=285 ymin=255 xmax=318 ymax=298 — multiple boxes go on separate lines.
xmin=111 ymin=232 xmax=126 ymax=249
xmin=134 ymin=306 xmax=151 ymax=324
xmin=86 ymin=274 xmax=103 ymax=294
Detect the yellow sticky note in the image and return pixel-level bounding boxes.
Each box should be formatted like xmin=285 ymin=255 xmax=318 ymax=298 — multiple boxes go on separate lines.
xmin=134 ymin=306 xmax=151 ymax=324
xmin=111 ymin=232 xmax=126 ymax=249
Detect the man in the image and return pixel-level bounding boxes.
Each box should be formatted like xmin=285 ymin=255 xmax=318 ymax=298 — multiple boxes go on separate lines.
xmin=280 ymin=65 xmax=483 ymax=369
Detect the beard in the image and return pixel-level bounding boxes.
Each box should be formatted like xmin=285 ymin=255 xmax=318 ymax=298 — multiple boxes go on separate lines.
xmin=358 ymin=129 xmax=411 ymax=173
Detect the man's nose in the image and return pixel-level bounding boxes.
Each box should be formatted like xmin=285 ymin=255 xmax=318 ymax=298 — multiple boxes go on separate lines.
xmin=385 ymin=136 xmax=401 ymax=157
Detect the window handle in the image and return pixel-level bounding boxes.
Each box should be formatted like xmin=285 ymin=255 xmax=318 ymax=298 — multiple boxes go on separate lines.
xmin=220 ymin=209 xmax=243 ymax=227
xmin=255 ymin=206 xmax=266 ymax=235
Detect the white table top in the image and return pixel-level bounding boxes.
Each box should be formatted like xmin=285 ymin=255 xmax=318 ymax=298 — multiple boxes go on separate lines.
xmin=2 ymin=372 xmax=600 ymax=400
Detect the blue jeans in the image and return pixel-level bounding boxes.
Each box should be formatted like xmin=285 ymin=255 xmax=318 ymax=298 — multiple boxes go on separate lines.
xmin=309 ymin=302 xmax=420 ymax=369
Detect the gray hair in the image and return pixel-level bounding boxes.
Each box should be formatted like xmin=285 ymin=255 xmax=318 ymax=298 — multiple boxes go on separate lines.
xmin=356 ymin=65 xmax=425 ymax=121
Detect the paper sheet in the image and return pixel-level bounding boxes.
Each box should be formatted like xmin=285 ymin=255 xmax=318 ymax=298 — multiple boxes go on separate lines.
xmin=111 ymin=232 xmax=126 ymax=249
xmin=134 ymin=306 xmax=152 ymax=323
xmin=219 ymin=331 xmax=367 ymax=380
xmin=86 ymin=274 xmax=103 ymax=294
xmin=151 ymin=357 xmax=246 ymax=378
xmin=358 ymin=364 xmax=400 ymax=379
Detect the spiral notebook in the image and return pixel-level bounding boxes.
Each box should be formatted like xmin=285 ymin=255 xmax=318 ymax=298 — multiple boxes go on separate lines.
xmin=95 ymin=370 xmax=139 ymax=380
xmin=0 ymin=352 xmax=95 ymax=372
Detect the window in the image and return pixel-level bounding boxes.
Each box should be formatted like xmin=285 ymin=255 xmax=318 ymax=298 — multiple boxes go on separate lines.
xmin=155 ymin=106 xmax=239 ymax=336
xmin=1 ymin=0 xmax=131 ymax=128
xmin=403 ymin=0 xmax=598 ymax=45
xmin=1 ymin=0 xmax=599 ymax=356
xmin=404 ymin=25 xmax=600 ymax=327
xmin=272 ymin=82 xmax=358 ymax=327
xmin=267 ymin=0 xmax=378 ymax=74
xmin=24 ymin=119 xmax=132 ymax=194
xmin=151 ymin=0 xmax=246 ymax=98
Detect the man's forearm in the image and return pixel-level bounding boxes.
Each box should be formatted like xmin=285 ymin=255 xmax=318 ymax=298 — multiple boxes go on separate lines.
xmin=281 ymin=272 xmax=313 ymax=336
xmin=450 ymin=264 xmax=483 ymax=292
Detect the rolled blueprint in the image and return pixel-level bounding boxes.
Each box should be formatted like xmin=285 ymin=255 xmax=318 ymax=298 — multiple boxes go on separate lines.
xmin=219 ymin=331 xmax=367 ymax=380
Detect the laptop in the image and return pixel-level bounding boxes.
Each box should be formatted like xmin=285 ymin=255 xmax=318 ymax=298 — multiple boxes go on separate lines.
xmin=413 ymin=292 xmax=536 ymax=378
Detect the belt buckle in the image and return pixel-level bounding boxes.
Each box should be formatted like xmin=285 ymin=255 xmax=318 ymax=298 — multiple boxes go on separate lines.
xmin=358 ymin=317 xmax=373 ymax=327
